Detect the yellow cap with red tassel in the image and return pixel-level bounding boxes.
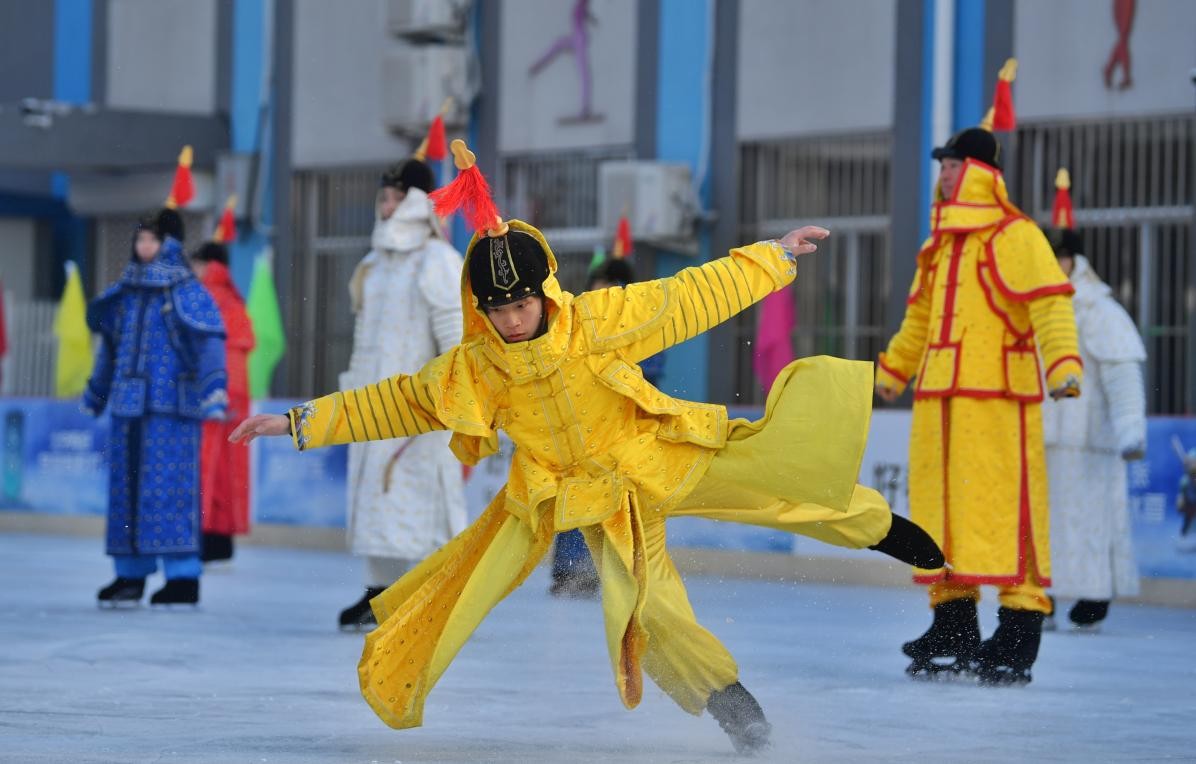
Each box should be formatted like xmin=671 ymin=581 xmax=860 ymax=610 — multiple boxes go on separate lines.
xmin=1052 ymin=169 xmax=1074 ymax=229
xmin=979 ymin=59 xmax=1017 ymax=132
xmin=430 ymin=139 xmax=507 ymax=237
xmin=212 ymin=194 xmax=237 ymax=244
xmin=412 ymin=98 xmax=453 ymax=163
xmin=164 ymin=145 xmax=195 ymax=209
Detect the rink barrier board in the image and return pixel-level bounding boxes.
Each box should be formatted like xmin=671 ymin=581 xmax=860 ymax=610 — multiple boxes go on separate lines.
xmin=2 ymin=398 xmax=1196 ymax=583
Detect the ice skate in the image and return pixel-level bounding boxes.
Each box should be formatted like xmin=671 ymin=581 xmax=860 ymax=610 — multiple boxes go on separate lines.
xmin=1067 ymin=600 xmax=1108 ymax=634
xmin=339 ymin=587 xmax=385 ymax=631
xmin=149 ymin=579 xmax=200 ymax=607
xmin=97 ymin=577 xmax=145 ymax=608
xmin=973 ymin=607 xmax=1044 ymax=686
xmin=902 ymin=598 xmax=980 ymax=680
xmin=706 ymin=682 xmax=772 ymax=756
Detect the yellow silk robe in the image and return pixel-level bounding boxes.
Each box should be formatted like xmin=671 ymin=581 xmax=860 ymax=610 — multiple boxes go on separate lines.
xmin=289 ymin=221 xmax=889 ymax=728
xmin=876 ymin=160 xmax=1083 ymax=587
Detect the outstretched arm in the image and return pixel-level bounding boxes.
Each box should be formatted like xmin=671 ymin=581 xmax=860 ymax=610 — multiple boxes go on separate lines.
xmin=231 ymin=346 xmax=492 ymax=450
xmin=230 ymin=372 xmax=448 ymax=451
xmin=576 ymin=226 xmax=826 ymax=364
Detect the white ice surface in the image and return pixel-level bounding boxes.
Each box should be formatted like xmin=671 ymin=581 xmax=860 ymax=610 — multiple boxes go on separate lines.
xmin=1 ymin=532 xmax=1194 ymax=763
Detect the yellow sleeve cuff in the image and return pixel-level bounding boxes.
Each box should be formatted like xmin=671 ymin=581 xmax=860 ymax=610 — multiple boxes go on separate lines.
xmin=876 ymin=353 xmax=911 ymax=395
xmin=1046 ymin=356 xmax=1084 ymax=396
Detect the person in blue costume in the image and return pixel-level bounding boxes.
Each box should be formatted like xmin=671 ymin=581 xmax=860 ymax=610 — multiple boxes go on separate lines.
xmin=84 ymin=210 xmax=228 ymax=607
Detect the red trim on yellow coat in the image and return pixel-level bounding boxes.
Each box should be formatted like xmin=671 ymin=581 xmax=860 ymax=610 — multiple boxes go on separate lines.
xmin=977 ymin=262 xmax=1032 ymax=340
xmin=877 ymin=355 xmax=910 ymax=385
xmin=913 ymin=399 xmax=1051 ymax=587
xmin=984 ymin=230 xmax=1076 ymax=302
xmin=937 ymin=238 xmax=967 ymax=344
xmin=1046 ymin=354 xmax=1084 ymax=379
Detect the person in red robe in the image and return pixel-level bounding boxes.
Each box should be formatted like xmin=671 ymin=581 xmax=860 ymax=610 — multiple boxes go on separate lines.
xmin=192 ymin=242 xmax=255 ymax=561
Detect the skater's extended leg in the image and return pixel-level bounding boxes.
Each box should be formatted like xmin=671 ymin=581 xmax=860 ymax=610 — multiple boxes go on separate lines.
xmin=583 ymin=512 xmax=768 ymax=754
xmin=672 ymin=471 xmax=897 ymax=552
xmin=358 ymin=501 xmax=551 ymax=729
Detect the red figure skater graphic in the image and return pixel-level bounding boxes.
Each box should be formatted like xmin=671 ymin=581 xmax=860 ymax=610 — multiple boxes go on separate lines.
xmin=528 ymin=0 xmax=603 ymax=124
xmin=1103 ymin=0 xmax=1136 ymax=90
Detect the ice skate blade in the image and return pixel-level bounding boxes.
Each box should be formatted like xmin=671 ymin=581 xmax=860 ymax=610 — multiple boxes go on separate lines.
xmin=338 ymin=622 xmax=376 ymax=633
xmin=975 ymin=668 xmax=1032 ymax=687
xmin=1068 ymin=623 xmax=1101 ymax=635
xmin=97 ymin=600 xmax=141 ymax=610
xmin=728 ymin=721 xmax=772 ymax=756
xmin=905 ymin=659 xmax=976 ymax=683
xmin=149 ymin=602 xmax=200 ymax=610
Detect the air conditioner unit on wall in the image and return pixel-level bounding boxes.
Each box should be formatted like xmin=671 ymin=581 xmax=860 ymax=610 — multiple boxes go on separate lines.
xmin=386 ymin=0 xmax=471 ymax=43
xmin=380 ymin=47 xmax=469 ymax=136
xmin=599 ymin=161 xmax=696 ymax=249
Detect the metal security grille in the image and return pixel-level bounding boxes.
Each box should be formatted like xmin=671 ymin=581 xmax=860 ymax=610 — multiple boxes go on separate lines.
xmin=735 ymin=132 xmax=893 ymax=404
xmin=1 ymin=299 xmax=57 ymax=396
xmin=498 ymin=146 xmax=633 ymax=294
xmin=287 ymin=167 xmax=379 ymax=397
xmin=1010 ymin=115 xmax=1195 ymax=414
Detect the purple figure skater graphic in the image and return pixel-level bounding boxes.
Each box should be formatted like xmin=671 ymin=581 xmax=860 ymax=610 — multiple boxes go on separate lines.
xmin=528 ymin=0 xmax=604 ymax=124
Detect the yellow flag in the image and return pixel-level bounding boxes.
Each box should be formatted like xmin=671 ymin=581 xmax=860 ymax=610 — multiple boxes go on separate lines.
xmin=54 ymin=261 xmax=93 ymax=398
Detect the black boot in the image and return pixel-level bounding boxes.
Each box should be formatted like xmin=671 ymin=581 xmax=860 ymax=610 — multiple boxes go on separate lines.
xmin=150 ymin=578 xmax=200 ymax=606
xmin=706 ymin=682 xmax=771 ymax=755
xmin=339 ymin=587 xmax=385 ymax=631
xmin=548 ymin=570 xmax=601 ymax=599
xmin=902 ymin=598 xmax=980 ymax=679
xmin=973 ymin=607 xmax=1044 ymax=686
xmin=97 ymin=577 xmax=145 ymax=608
xmin=869 ymin=514 xmax=945 ymax=569
xmin=201 ymin=533 xmax=234 ymax=563
xmin=1068 ymin=599 xmax=1109 ymax=631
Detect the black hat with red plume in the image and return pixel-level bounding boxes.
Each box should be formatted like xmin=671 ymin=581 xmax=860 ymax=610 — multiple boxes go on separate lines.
xmin=431 ymin=139 xmax=550 ymax=308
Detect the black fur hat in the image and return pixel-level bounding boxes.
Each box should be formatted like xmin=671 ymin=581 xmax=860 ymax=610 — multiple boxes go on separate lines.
xmin=588 ymin=258 xmax=636 ymax=288
xmin=380 ymin=158 xmax=435 ymax=194
xmin=932 ymin=127 xmax=1002 ymax=170
xmin=467 ymin=229 xmax=550 ymax=308
xmin=1047 ymin=228 xmax=1084 ymax=258
xmin=191 ymin=241 xmax=230 ymax=265
xmin=156 ymin=207 xmax=186 ymax=243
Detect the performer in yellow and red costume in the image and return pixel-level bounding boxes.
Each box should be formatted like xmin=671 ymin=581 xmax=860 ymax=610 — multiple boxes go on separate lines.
xmin=876 ymin=60 xmax=1083 ymax=685
xmin=231 ymin=140 xmax=942 ymax=754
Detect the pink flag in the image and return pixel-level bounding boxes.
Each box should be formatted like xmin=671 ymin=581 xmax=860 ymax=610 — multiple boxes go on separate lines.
xmin=753 ymin=288 xmax=796 ymax=393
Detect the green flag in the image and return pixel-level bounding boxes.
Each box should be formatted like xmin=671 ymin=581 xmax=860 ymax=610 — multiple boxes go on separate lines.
xmin=246 ymin=251 xmax=285 ymax=399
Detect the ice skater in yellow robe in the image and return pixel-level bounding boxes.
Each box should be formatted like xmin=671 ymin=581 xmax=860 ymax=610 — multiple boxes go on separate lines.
xmin=231 ymin=140 xmax=943 ymax=755
xmin=875 ymin=125 xmax=1082 ymax=686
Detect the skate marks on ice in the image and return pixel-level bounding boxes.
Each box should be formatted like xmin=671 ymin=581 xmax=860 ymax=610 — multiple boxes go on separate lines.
xmin=1 ymin=533 xmax=1194 ymax=763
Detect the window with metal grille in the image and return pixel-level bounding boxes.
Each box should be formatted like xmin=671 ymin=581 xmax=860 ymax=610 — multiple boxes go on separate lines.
xmin=498 ymin=147 xmax=633 ymax=294
xmin=734 ymin=132 xmax=893 ymax=404
xmin=1009 ymin=115 xmax=1195 ymax=415
xmin=287 ymin=167 xmax=386 ymax=397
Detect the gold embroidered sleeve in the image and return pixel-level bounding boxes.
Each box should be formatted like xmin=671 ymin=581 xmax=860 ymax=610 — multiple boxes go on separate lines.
xmin=287 ymin=375 xmax=447 ymax=451
xmin=575 ymin=241 xmax=795 ymax=364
